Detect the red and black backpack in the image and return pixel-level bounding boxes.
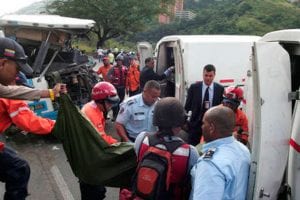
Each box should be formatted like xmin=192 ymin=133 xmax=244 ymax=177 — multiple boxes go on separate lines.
xmin=132 ymin=134 xmax=190 ymax=200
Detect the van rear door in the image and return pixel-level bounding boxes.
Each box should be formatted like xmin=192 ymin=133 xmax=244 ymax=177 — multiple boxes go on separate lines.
xmin=246 ymin=41 xmax=291 ymax=200
xmin=137 ymin=42 xmax=153 ymax=70
xmin=158 ymin=41 xmax=185 ymax=102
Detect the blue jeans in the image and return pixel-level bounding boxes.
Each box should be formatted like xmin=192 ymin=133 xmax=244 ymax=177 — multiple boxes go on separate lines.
xmin=0 ymin=146 xmax=30 ymax=200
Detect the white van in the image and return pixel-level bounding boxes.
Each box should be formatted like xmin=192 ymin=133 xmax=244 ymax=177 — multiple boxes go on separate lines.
xmin=138 ymin=35 xmax=261 ymax=103
xmin=245 ymin=29 xmax=300 ymax=200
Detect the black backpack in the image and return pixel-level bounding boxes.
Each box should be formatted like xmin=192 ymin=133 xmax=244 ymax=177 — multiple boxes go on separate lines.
xmin=132 ymin=134 xmax=184 ymax=200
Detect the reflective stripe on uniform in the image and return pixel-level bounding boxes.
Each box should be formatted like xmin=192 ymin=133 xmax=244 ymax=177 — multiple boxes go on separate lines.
xmin=142 ymin=136 xmax=189 ymax=156
xmin=9 ymin=107 xmax=31 ymax=118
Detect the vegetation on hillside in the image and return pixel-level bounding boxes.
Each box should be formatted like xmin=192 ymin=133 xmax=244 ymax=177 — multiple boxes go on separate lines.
xmin=16 ymin=0 xmax=300 ymax=50
xmin=132 ymin=0 xmax=300 ymax=43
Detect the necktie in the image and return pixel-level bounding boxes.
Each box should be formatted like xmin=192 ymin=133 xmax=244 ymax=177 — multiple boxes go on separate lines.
xmin=202 ymin=86 xmax=210 ymax=111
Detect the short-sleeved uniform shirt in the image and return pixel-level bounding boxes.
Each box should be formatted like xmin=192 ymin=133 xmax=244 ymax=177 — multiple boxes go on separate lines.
xmin=190 ymin=136 xmax=250 ymax=200
xmin=116 ymin=94 xmax=158 ymax=140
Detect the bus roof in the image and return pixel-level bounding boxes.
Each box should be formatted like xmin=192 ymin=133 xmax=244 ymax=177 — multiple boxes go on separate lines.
xmin=0 ymin=14 xmax=95 ymax=30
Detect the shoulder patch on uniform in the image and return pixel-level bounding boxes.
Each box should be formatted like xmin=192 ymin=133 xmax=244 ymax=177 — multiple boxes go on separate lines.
xmin=202 ymin=148 xmax=216 ymax=160
xmin=127 ymin=99 xmax=135 ymax=106
xmin=119 ymin=107 xmax=125 ymax=114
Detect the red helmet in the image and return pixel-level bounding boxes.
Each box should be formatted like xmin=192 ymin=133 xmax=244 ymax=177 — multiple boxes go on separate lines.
xmin=223 ymin=86 xmax=244 ymax=107
xmin=92 ymin=82 xmax=120 ymax=104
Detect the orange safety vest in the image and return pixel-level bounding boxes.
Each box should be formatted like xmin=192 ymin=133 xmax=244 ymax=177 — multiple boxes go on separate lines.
xmin=81 ymin=101 xmax=117 ymax=145
xmin=97 ymin=64 xmax=112 ymax=82
xmin=126 ymin=64 xmax=140 ymax=92
xmin=0 ymin=98 xmax=55 ymax=134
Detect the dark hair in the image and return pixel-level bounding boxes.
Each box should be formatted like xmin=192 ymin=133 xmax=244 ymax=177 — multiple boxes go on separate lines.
xmin=153 ymin=97 xmax=185 ymax=131
xmin=144 ymin=80 xmax=160 ymax=91
xmin=203 ymin=64 xmax=216 ymax=73
xmin=145 ymin=57 xmax=154 ymax=65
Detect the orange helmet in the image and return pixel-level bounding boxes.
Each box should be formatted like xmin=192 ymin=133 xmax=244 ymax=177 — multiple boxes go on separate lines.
xmin=223 ymin=86 xmax=244 ymax=107
xmin=92 ymin=82 xmax=120 ymax=104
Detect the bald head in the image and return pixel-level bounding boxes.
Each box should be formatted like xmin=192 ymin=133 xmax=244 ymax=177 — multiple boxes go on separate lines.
xmin=202 ymin=106 xmax=235 ymax=142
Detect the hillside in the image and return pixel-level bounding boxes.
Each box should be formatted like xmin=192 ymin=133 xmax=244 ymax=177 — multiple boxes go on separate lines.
xmin=132 ymin=0 xmax=300 ymax=43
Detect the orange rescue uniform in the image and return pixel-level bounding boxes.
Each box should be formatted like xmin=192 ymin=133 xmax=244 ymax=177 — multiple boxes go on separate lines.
xmin=234 ymin=108 xmax=249 ymax=143
xmin=96 ymin=64 xmax=112 ymax=82
xmin=0 ymin=98 xmax=55 ymax=134
xmin=126 ymin=64 xmax=140 ymax=92
xmin=81 ymin=101 xmax=117 ymax=145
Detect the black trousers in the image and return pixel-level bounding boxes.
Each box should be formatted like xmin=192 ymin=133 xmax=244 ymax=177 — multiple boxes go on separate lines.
xmin=79 ymin=181 xmax=106 ymax=200
xmin=112 ymin=86 xmax=125 ymax=119
xmin=188 ymin=122 xmax=203 ymax=146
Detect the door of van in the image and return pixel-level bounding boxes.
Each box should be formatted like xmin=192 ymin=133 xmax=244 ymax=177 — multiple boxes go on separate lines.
xmin=173 ymin=42 xmax=185 ymax=103
xmin=288 ymin=93 xmax=300 ymax=200
xmin=137 ymin=42 xmax=153 ymax=70
xmin=155 ymin=40 xmax=185 ymax=102
xmin=246 ymin=41 xmax=291 ymax=200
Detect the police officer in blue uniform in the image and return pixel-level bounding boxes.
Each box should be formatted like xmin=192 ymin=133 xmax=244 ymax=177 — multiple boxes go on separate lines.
xmin=190 ymin=106 xmax=250 ymax=200
xmin=115 ymin=80 xmax=160 ymax=142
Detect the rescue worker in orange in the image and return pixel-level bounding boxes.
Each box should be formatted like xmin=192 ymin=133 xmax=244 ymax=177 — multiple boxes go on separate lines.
xmin=107 ymin=55 xmax=128 ymax=120
xmin=96 ymin=56 xmax=112 ymax=82
xmin=0 ymin=78 xmax=56 ymax=135
xmin=126 ymin=55 xmax=140 ymax=96
xmin=222 ymin=85 xmax=249 ymax=145
xmin=81 ymin=81 xmax=119 ymax=145
xmin=80 ymin=81 xmax=120 ymax=200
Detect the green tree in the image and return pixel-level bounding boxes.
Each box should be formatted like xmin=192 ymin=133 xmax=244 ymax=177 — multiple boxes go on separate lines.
xmin=47 ymin=0 xmax=175 ymax=48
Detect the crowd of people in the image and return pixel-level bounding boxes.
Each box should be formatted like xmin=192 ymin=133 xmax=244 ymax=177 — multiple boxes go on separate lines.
xmin=0 ymin=37 xmax=251 ymax=200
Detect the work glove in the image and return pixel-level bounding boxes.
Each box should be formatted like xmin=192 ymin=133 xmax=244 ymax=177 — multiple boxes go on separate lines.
xmin=164 ymin=66 xmax=175 ymax=76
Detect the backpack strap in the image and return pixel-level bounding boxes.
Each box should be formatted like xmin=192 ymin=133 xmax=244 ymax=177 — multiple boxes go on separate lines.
xmin=179 ymin=145 xmax=191 ymax=200
xmin=148 ymin=134 xmax=184 ymax=153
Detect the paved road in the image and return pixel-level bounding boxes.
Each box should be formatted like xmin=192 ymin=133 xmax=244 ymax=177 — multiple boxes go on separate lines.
xmin=0 ymin=114 xmax=120 ymax=200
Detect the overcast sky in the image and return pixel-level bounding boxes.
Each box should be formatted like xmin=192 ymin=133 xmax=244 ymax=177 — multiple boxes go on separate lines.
xmin=0 ymin=0 xmax=43 ymax=16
